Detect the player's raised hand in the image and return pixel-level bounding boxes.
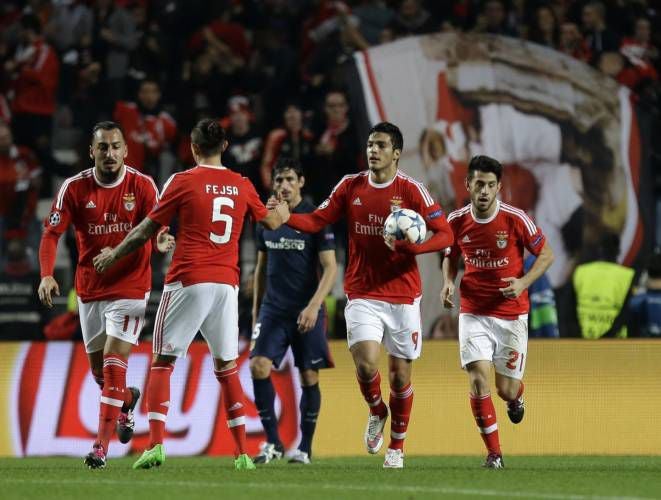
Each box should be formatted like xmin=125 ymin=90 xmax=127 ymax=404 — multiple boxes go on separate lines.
xmin=38 ymin=276 xmax=60 ymax=308
xmin=93 ymin=247 xmax=117 ymax=273
xmin=440 ymin=281 xmax=455 ymax=309
xmin=499 ymin=277 xmax=525 ymax=299
xmin=156 ymin=226 xmax=176 ymax=253
xmin=297 ymin=304 xmax=319 ymax=333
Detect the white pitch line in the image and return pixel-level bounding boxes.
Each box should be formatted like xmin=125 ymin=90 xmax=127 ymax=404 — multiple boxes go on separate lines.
xmin=2 ymin=477 xmax=657 ymax=500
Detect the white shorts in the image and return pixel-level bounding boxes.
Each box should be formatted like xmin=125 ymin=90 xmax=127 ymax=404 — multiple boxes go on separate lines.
xmin=153 ymin=282 xmax=239 ymax=360
xmin=344 ymin=297 xmax=422 ymax=360
xmin=458 ymin=313 xmax=528 ymax=380
xmin=78 ymin=293 xmax=149 ymax=353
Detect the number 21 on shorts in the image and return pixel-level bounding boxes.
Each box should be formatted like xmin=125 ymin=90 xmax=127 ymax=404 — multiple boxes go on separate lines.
xmin=506 ymin=350 xmax=525 ymax=371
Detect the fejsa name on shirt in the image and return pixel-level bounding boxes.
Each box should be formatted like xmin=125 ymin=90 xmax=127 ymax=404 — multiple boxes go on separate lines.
xmin=205 ymin=184 xmax=239 ymax=196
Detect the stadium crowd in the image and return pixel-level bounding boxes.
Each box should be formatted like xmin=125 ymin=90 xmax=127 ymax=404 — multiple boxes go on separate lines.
xmin=0 ymin=0 xmax=660 ymax=341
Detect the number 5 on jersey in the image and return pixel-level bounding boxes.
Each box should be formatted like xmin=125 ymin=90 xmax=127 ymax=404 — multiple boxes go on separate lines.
xmin=210 ymin=196 xmax=234 ymax=244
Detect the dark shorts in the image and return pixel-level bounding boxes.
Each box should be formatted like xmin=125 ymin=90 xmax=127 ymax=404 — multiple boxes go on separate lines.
xmin=250 ymin=306 xmax=334 ymax=370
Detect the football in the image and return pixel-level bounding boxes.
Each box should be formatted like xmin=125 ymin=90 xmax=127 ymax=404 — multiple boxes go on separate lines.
xmin=383 ymin=208 xmax=427 ymax=244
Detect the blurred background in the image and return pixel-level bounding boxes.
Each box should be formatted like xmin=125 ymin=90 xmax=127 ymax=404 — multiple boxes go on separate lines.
xmin=0 ymin=0 xmax=660 ymax=458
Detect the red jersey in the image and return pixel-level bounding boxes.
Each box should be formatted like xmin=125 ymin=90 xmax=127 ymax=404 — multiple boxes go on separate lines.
xmin=0 ymin=145 xmax=41 ymax=236
xmin=289 ymin=170 xmax=447 ymax=304
xmin=42 ymin=166 xmax=159 ymax=302
xmin=149 ymin=165 xmax=268 ymax=287
xmin=446 ymin=201 xmax=546 ymax=319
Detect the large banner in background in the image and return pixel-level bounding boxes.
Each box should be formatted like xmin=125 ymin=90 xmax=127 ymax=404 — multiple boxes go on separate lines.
xmin=0 ymin=342 xmax=300 ymax=457
xmin=350 ymin=34 xmax=649 ymax=330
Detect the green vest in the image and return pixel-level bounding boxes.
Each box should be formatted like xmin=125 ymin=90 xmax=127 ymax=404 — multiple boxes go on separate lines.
xmin=573 ymin=261 xmax=635 ymax=339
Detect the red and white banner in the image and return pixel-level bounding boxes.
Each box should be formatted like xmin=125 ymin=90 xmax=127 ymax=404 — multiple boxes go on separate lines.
xmin=1 ymin=341 xmax=300 ymax=457
xmin=350 ymin=34 xmax=646 ymax=329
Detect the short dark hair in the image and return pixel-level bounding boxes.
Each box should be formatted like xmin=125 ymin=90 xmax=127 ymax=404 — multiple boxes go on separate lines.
xmin=191 ymin=118 xmax=226 ymax=156
xmin=467 ymin=155 xmax=503 ymax=181
xmin=368 ymin=121 xmax=403 ymax=152
xmin=272 ymin=157 xmax=304 ymax=180
xmin=91 ymin=121 xmax=124 ymax=141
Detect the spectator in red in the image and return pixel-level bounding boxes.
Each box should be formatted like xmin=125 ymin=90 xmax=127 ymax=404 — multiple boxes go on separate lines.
xmin=4 ymin=14 xmax=59 ymax=164
xmin=113 ymin=78 xmax=177 ymax=182
xmin=559 ymin=22 xmax=591 ymax=63
xmin=0 ymin=121 xmax=41 ymax=251
xmin=618 ymin=17 xmax=659 ymax=91
xmin=259 ymin=101 xmax=315 ymax=193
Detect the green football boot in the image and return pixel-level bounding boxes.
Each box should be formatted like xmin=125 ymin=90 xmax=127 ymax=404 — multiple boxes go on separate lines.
xmin=234 ymin=453 xmax=256 ymax=470
xmin=132 ymin=444 xmax=166 ymax=469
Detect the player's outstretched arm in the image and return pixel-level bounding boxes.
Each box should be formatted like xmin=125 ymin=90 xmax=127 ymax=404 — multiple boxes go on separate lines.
xmin=155 ymin=226 xmax=176 ymax=253
xmin=261 ymin=200 xmax=291 ymax=230
xmin=93 ymin=217 xmax=160 ymax=273
xmin=441 ymin=254 xmax=459 ymax=309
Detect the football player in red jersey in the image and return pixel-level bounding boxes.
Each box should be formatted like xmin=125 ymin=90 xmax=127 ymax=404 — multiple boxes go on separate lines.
xmin=272 ymin=121 xmax=454 ymax=468
xmin=93 ymin=118 xmax=290 ymax=470
xmin=37 ymin=121 xmax=175 ymax=469
xmin=441 ymin=155 xmax=554 ymax=468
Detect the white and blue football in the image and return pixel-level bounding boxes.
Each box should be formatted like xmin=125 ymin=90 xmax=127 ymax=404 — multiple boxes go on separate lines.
xmin=383 ymin=208 xmax=427 ymax=244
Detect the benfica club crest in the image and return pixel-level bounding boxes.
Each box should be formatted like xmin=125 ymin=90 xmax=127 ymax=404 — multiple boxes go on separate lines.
xmin=390 ymin=196 xmax=403 ymax=212
xmin=123 ymin=193 xmax=136 ymax=211
xmin=495 ymin=230 xmax=508 ymax=249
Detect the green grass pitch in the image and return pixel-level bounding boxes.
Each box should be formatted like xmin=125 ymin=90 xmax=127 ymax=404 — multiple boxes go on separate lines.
xmin=1 ymin=456 xmax=660 ymax=500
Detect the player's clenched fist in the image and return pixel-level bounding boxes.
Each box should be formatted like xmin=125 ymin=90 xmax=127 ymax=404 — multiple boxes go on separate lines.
xmin=38 ymin=276 xmax=60 ymax=308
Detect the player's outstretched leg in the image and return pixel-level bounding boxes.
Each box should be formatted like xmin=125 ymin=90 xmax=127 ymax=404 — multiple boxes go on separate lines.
xmin=505 ymin=382 xmax=525 ymax=424
xmin=84 ymin=443 xmax=106 ymax=469
xmin=132 ymin=444 xmax=166 ymax=469
xmin=215 ymin=364 xmax=251 ymax=466
xmin=358 ymin=371 xmax=388 ymax=454
xmin=116 ymin=386 xmax=141 ymax=443
xmin=383 ymin=382 xmax=413 ymax=468
xmin=289 ymin=382 xmax=320 ymax=464
xmin=252 ymin=375 xmax=284 ymax=464
xmin=470 ymin=393 xmax=504 ymax=468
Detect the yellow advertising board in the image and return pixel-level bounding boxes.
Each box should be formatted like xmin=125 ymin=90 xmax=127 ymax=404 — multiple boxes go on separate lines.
xmin=315 ymin=340 xmax=661 ymax=456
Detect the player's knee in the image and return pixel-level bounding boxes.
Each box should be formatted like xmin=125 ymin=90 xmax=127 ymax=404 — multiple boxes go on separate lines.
xmin=355 ymin=360 xmax=377 ymax=380
xmin=388 ymin=369 xmax=410 ymax=390
xmin=91 ymin=367 xmax=104 ymax=389
xmin=469 ymin=374 xmax=490 ymax=396
xmin=250 ymin=356 xmax=272 ymax=379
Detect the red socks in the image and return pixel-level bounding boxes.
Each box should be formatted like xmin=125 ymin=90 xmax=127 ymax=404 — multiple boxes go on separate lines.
xmin=96 ymin=354 xmax=128 ymax=451
xmin=215 ymin=366 xmax=247 ymax=456
xmin=147 ymin=360 xmax=174 ymax=448
xmin=470 ymin=393 xmax=501 ymax=456
xmin=357 ymin=371 xmax=388 ymax=418
xmin=388 ymin=383 xmax=414 ymax=451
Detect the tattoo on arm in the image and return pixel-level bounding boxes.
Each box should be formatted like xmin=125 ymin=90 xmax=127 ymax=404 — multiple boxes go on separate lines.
xmin=114 ymin=218 xmax=160 ymax=260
